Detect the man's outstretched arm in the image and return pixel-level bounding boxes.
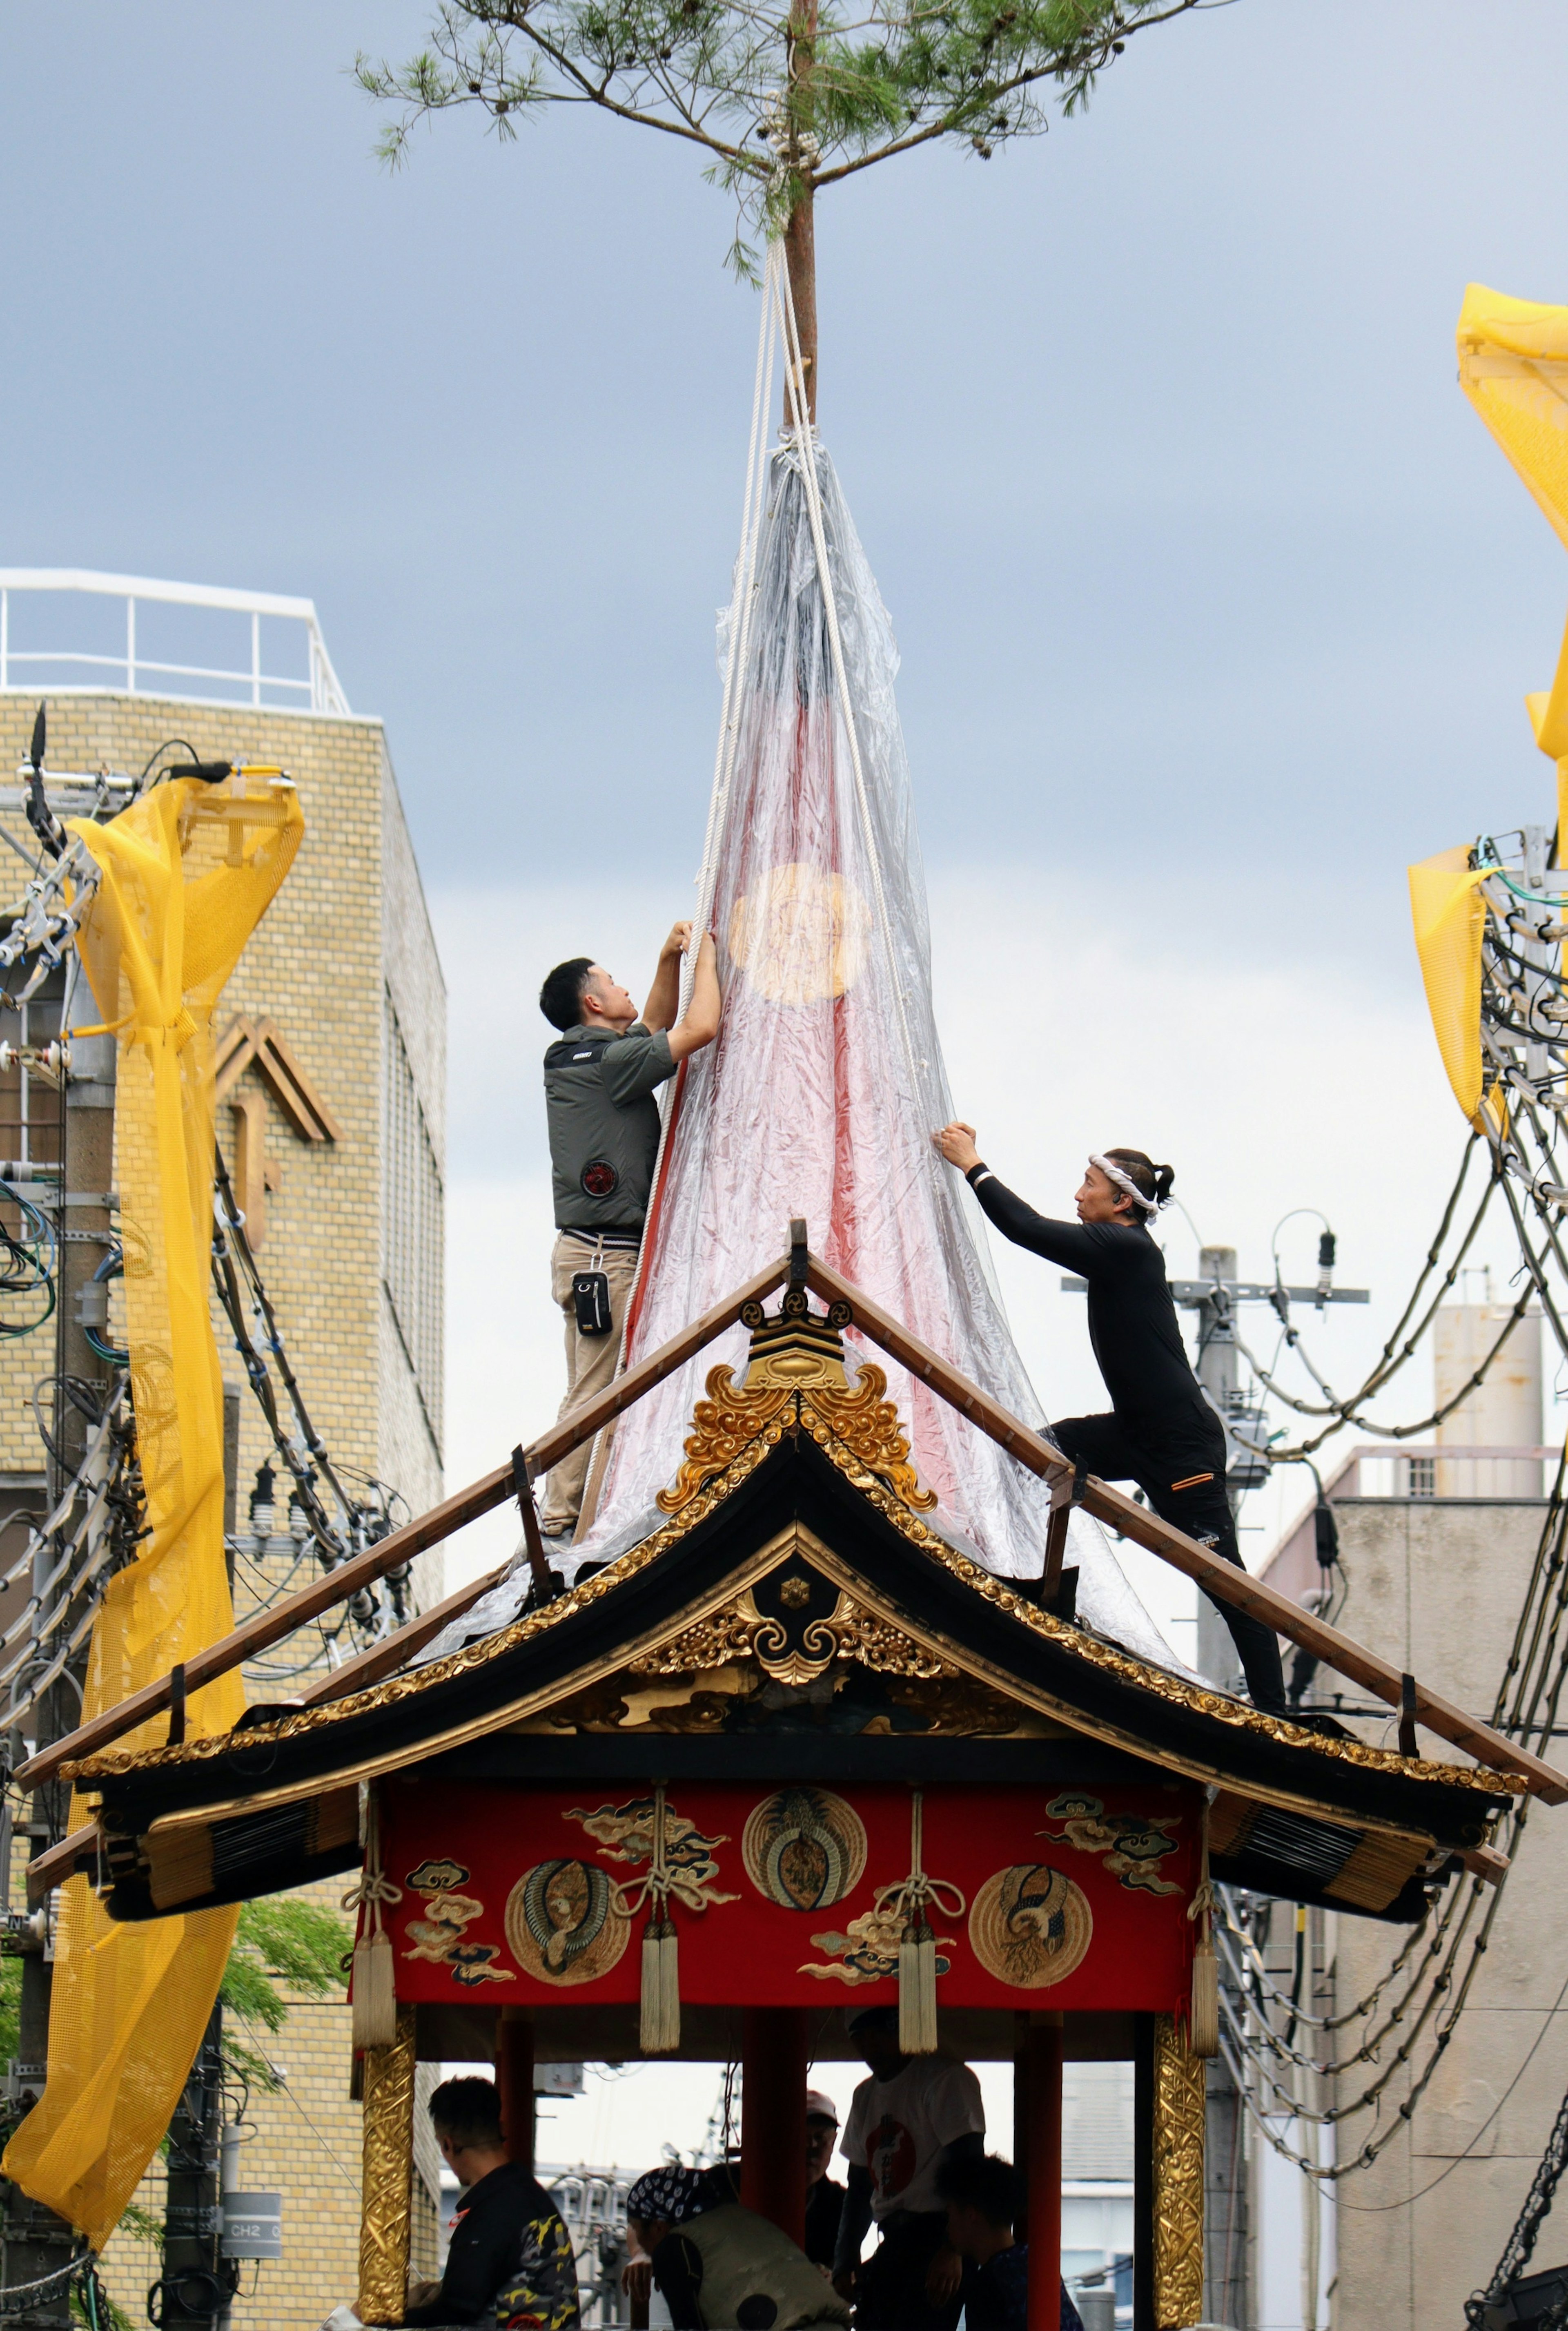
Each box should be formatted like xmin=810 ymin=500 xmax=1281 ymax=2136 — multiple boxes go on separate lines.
xmin=666 ymin=931 xmax=721 ymax=1063
xmin=642 ymin=921 xmax=692 ymax=1033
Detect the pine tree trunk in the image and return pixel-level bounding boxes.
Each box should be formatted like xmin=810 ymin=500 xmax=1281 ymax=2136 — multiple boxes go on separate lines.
xmin=782 ymin=181 xmax=817 ymax=424
xmin=782 ymin=0 xmax=819 ymax=424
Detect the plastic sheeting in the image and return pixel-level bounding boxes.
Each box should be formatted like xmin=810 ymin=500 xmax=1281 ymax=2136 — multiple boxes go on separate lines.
xmin=556 ymin=437 xmax=1176 ymax=1666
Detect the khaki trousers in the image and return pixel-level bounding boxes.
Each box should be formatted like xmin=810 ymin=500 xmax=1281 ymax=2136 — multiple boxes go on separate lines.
xmin=540 ymin=1233 xmax=641 ymax=1532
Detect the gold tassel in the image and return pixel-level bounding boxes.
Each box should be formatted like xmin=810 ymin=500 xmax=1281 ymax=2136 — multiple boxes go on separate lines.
xmin=640 ymin=1917 xmax=681 ymax=2054
xmin=898 ymin=1918 xmax=938 ymax=2054
xmin=1189 ymin=1934 xmax=1218 ymax=2057
xmin=343 ymin=1784 xmax=402 ymax=2053
xmin=352 ymin=1927 xmax=398 ymax=2053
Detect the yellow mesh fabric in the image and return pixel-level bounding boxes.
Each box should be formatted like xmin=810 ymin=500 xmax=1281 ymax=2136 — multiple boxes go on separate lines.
xmin=2 ymin=776 xmax=302 ymax=2247
xmin=1408 ymin=847 xmax=1491 ymax=1124
xmin=1459 ymin=284 xmax=1568 ymax=551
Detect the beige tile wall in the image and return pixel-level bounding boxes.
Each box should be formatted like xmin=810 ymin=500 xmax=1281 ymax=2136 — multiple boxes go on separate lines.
xmin=0 ymin=691 xmax=448 ymax=2327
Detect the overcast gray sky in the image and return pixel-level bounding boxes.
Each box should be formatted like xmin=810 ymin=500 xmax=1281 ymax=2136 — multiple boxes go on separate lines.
xmin=7 ymin=2 xmax=1568 ymax=1614
xmin=4 ymin=2 xmax=1567 ymax=930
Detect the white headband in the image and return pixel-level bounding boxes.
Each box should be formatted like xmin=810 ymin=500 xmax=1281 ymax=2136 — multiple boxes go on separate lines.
xmin=1090 ymin=1153 xmax=1162 ymax=1214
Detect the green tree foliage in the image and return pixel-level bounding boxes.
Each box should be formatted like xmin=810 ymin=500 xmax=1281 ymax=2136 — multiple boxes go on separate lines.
xmin=218 ymin=1897 xmax=350 ymax=2091
xmin=359 ymin=0 xmax=1207 ymax=274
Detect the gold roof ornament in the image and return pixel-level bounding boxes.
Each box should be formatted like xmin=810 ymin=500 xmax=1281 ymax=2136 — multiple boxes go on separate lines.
xmin=657 ymin=1287 xmax=937 ymax=1515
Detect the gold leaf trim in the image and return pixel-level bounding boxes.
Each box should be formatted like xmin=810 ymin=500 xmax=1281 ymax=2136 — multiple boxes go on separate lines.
xmin=1152 ymin=2011 xmax=1205 ymax=2327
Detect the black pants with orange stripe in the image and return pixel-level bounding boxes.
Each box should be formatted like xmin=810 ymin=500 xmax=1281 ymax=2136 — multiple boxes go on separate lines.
xmin=1051 ymin=1411 xmax=1288 ymax=1714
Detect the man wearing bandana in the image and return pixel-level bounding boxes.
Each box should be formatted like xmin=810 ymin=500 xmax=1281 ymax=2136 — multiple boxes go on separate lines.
xmin=933 ymin=1132 xmax=1289 ymax=1716
xmin=623 ymin=2164 xmax=849 ymax=2329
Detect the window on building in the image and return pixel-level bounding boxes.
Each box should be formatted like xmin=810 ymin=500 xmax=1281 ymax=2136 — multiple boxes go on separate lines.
xmin=1406 ymin=1454 xmax=1436 ymax=1499
xmin=382 ymin=990 xmax=443 ymax=1445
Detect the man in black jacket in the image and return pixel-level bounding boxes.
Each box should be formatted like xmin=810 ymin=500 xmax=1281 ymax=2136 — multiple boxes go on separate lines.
xmin=933 ymin=1129 xmax=1287 ymax=1714
xmin=393 ymin=2077 xmax=580 ymax=2329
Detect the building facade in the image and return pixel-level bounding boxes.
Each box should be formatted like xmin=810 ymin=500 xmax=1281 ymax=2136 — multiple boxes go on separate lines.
xmin=0 ymin=616 xmax=447 ymax=2329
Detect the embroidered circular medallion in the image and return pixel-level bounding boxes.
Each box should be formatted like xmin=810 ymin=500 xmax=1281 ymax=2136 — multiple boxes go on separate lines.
xmin=728 ymin=862 xmax=872 ymax=1005
xmin=742 ymin=1787 xmax=868 ymax=1910
xmin=504 ymin=1859 xmax=631 ymax=1984
xmin=967 ymin=1863 xmax=1093 ymax=1988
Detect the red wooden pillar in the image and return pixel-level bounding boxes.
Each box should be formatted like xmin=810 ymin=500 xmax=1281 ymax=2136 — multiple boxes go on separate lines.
xmin=1020 ymin=2010 xmax=1063 ymax=2327
xmin=739 ymin=2006 xmax=808 ymax=2244
xmin=497 ymin=2004 xmax=535 ymax=2170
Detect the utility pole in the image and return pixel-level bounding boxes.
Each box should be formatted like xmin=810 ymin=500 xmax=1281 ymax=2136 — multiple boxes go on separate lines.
xmin=0 ymin=986 xmax=116 ymax=2324
xmin=151 ymin=2006 xmax=233 ymax=2331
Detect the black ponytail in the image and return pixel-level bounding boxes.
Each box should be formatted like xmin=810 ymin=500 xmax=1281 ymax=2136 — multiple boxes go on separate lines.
xmin=1102 ymin=1148 xmax=1173 ymax=1213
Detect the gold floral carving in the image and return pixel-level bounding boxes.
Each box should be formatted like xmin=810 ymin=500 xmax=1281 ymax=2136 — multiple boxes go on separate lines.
xmin=657 ymin=1358 xmax=936 ymax=1517
xmin=629 ymin=1586 xmax=956 ymax=1689
xmin=1152 ymin=2011 xmax=1206 ymax=2329
xmin=358 ymin=2003 xmax=416 ymax=2324
xmin=656 ymin=1372 xmax=793 ymax=1512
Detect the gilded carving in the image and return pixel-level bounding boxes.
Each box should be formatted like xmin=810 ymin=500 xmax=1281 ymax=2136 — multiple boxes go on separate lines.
xmin=656 ymin=1370 xmax=794 ymax=1512
xmin=1152 ymin=2011 xmax=1206 ymax=2329
xmin=657 ymin=1294 xmax=936 ymax=1515
xmin=358 ymin=2004 xmax=416 ymax=2324
xmin=629 ymin=1584 xmax=956 ymax=1690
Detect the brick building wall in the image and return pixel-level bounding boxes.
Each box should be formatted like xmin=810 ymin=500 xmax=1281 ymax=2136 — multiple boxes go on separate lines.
xmin=0 ymin=689 xmax=448 ymax=2325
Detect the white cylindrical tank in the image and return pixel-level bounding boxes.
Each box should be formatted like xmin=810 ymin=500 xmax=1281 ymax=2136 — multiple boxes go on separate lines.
xmin=1434 ymin=1302 xmax=1543 ymax=1496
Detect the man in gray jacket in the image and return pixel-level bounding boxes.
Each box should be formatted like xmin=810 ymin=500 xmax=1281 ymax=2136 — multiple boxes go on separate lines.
xmin=537 ymin=923 xmax=720 ymax=1536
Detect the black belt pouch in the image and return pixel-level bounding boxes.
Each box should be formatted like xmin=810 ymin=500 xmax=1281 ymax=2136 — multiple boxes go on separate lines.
xmin=572 ymin=1270 xmax=613 ymax=1336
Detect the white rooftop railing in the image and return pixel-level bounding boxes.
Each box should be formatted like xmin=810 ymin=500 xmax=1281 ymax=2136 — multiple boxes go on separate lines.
xmin=0 ymin=569 xmax=351 ymax=717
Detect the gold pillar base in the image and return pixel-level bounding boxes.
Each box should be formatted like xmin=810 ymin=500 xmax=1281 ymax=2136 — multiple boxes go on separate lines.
xmin=358 ymin=2004 xmax=416 ymax=2323
xmin=1152 ymin=2010 xmax=1206 ymax=2329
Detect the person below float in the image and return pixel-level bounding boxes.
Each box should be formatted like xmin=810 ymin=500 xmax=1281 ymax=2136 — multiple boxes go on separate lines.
xmin=623 ymin=2165 xmax=850 ymax=2329
xmin=537 ymin=923 xmax=720 ymax=1540
xmin=931 ymin=1130 xmax=1289 ymax=1717
xmin=833 ymin=2005 xmax=985 ymax=2331
xmin=936 ymin=2150 xmax=1084 ymax=2331
xmin=392 ymin=2076 xmax=579 ymax=2330
xmin=804 ymin=2088 xmax=847 ymax=2271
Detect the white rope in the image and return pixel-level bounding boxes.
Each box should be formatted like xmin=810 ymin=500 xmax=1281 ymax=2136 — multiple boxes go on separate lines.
xmin=567 ymin=259 xmax=782 ymax=1543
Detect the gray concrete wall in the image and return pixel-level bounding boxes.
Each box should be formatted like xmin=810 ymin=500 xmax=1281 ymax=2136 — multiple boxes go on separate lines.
xmin=1321 ymin=1497 xmax=1568 ymax=2331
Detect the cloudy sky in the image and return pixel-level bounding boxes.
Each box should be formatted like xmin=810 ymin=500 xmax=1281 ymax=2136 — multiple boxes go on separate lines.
xmin=7 ymin=7 xmax=1568 ymax=1603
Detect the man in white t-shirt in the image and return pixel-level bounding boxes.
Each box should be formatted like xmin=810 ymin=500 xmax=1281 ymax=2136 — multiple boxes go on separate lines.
xmin=832 ymin=2005 xmax=985 ymax=2331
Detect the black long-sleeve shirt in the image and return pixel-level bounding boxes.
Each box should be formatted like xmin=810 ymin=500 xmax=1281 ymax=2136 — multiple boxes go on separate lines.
xmin=968 ymin=1171 xmax=1215 ymax=1445
xmin=403 ymin=2161 xmax=579 ymax=2328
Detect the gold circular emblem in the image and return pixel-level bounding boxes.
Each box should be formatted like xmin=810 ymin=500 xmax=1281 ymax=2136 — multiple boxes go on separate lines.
xmin=967 ymin=1863 xmax=1093 ymax=1989
xmin=742 ymin=1787 xmax=868 ymax=1910
xmin=728 ymin=863 xmax=872 ymax=1006
xmin=504 ymin=1859 xmax=631 ymax=1985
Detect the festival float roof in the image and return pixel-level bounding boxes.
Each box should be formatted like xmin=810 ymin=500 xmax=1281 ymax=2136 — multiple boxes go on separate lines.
xmin=57 ymin=1276 xmax=1523 ymax=1958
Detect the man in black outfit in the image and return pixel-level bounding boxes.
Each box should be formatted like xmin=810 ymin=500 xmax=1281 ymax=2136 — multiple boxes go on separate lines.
xmin=394 ymin=2076 xmax=580 ymax=2328
xmin=933 ymin=1129 xmax=1288 ymax=1715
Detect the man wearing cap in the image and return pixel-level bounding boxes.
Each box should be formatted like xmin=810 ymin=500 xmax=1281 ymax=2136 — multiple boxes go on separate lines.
xmin=804 ymin=2089 xmax=846 ymax=2271
xmin=833 ymin=2006 xmax=984 ymax=2331
xmin=537 ymin=925 xmax=721 ymax=1539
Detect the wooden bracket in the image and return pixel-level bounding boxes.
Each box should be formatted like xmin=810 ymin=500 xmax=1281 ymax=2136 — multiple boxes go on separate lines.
xmin=1042 ymin=1460 xmax=1089 ymax=1604
xmin=512 ymin=1446 xmax=557 ymax=1605
xmin=1460 ymin=1842 xmax=1510 ymax=1887
xmin=167 ymin=1663 xmax=186 ymax=1747
xmin=1399 ymin=1673 xmax=1419 ymax=1760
